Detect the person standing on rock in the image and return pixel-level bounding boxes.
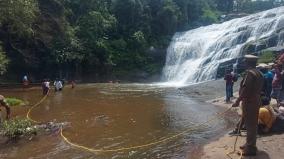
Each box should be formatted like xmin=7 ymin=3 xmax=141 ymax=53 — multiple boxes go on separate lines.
xmin=224 ymin=69 xmax=234 ymax=103
xmin=232 ymin=55 xmax=264 ymax=156
xmin=271 ymin=64 xmax=283 ymax=105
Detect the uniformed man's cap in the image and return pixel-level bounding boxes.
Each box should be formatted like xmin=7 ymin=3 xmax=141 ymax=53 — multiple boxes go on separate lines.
xmin=257 ymin=63 xmax=268 ymax=68
xmin=244 ymin=54 xmax=258 ymax=62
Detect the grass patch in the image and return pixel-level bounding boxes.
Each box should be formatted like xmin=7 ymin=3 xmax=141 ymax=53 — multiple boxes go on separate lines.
xmin=1 ymin=118 xmax=37 ymax=139
xmin=258 ymin=51 xmax=275 ymax=64
xmin=4 ymin=98 xmax=26 ymax=106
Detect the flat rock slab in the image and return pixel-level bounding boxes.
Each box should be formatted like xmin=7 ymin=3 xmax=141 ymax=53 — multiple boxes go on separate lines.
xmin=200 ymin=133 xmax=284 ymax=159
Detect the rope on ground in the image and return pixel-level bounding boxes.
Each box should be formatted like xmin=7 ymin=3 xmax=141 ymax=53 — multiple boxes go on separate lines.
xmin=226 ymin=118 xmax=243 ymax=159
xmin=60 ymin=107 xmax=233 ymax=153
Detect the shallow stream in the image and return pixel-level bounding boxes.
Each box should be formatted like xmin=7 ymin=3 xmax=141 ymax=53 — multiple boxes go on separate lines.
xmin=0 ymin=83 xmax=234 ymax=159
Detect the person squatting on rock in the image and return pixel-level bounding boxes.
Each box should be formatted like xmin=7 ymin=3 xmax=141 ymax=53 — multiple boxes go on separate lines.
xmin=232 ymin=54 xmax=264 ymax=156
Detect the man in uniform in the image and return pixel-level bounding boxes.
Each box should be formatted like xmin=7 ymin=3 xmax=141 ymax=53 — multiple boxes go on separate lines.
xmin=232 ymin=54 xmax=264 ymax=156
xmin=0 ymin=95 xmax=11 ymax=123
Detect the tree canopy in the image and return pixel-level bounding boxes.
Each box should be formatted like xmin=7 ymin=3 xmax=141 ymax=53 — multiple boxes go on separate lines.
xmin=0 ymin=0 xmax=283 ymax=81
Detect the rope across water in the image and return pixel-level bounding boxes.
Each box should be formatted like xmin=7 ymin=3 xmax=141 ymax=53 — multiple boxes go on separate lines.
xmin=26 ymin=91 xmax=242 ymax=158
xmin=60 ymin=107 xmax=232 ymax=153
xmin=26 ymin=91 xmax=49 ymax=123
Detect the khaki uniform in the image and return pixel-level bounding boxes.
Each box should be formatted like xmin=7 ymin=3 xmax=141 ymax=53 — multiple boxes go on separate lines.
xmin=239 ymin=69 xmax=264 ymax=150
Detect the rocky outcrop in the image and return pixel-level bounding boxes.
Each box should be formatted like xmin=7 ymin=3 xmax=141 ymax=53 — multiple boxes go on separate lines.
xmin=241 ymin=27 xmax=284 ymax=56
xmin=216 ymin=23 xmax=284 ymax=77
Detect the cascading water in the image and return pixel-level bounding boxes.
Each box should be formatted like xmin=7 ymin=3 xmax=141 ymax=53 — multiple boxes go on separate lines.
xmin=162 ymin=6 xmax=284 ymax=86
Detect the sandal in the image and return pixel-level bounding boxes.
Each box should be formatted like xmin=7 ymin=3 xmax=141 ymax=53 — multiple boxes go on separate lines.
xmin=238 ymin=148 xmax=257 ymax=156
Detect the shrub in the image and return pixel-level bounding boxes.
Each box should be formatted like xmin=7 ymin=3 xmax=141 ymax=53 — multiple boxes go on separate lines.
xmin=1 ymin=118 xmax=37 ymax=139
xmin=5 ymin=98 xmax=26 ymax=106
xmin=258 ymin=51 xmax=275 ymax=64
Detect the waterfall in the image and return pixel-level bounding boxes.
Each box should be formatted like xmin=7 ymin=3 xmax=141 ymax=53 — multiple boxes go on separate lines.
xmin=162 ymin=7 xmax=284 ymax=86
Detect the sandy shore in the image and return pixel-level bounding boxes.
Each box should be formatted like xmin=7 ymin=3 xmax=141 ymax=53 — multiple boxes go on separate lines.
xmin=199 ymin=96 xmax=284 ymax=159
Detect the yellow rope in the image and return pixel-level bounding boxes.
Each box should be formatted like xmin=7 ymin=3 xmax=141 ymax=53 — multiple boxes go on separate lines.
xmin=226 ymin=118 xmax=243 ymax=159
xmin=26 ymin=90 xmax=242 ymax=158
xmin=26 ymin=90 xmax=49 ymax=123
xmin=60 ymin=107 xmax=232 ymax=153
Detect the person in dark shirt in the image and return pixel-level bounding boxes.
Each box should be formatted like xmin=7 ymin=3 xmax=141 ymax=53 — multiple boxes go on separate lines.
xmin=224 ymin=69 xmax=234 ymax=103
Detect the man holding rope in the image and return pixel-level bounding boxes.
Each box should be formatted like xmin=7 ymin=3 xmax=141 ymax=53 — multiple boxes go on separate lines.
xmin=232 ymin=54 xmax=264 ymax=156
xmin=0 ymin=95 xmax=11 ymax=123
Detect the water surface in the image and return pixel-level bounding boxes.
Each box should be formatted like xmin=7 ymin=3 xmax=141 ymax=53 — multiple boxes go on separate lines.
xmin=0 ymin=83 xmax=232 ymax=159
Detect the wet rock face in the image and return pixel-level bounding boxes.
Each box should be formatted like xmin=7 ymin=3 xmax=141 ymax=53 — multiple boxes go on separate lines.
xmin=216 ymin=28 xmax=284 ymax=78
xmin=242 ymin=27 xmax=284 ymax=55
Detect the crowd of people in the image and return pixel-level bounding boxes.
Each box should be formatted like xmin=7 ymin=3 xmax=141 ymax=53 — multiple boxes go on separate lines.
xmin=226 ymin=53 xmax=284 ymax=156
xmin=21 ymin=75 xmax=76 ymax=95
xmin=41 ymin=78 xmax=76 ymax=95
xmin=0 ymin=78 xmax=76 ymax=123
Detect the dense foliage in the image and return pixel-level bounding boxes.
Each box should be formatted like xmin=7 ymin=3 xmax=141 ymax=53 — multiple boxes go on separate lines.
xmin=0 ymin=0 xmax=283 ymax=82
xmin=0 ymin=45 xmax=9 ymax=75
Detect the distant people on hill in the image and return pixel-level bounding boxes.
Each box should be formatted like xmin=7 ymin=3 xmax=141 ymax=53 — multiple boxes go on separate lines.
xmin=42 ymin=79 xmax=50 ymax=95
xmin=0 ymin=95 xmax=11 ymax=123
xmin=224 ymin=69 xmax=234 ymax=103
xmin=54 ymin=79 xmax=63 ymax=92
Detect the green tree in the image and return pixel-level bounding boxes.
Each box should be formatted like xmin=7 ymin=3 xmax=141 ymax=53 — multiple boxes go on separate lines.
xmin=156 ymin=0 xmax=181 ymax=35
xmin=215 ymin=0 xmax=234 ymax=13
xmin=0 ymin=45 xmax=9 ymax=75
xmin=0 ymin=0 xmax=39 ymax=37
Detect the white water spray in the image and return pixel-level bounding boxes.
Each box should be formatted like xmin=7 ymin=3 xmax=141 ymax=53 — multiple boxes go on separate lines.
xmin=162 ymin=7 xmax=284 ymax=86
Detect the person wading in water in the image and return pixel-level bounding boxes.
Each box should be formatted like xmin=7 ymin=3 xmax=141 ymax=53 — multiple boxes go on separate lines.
xmin=232 ymin=54 xmax=264 ymax=156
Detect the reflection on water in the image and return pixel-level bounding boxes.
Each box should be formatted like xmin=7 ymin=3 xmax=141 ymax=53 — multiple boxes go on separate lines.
xmin=0 ymin=84 xmax=231 ymax=159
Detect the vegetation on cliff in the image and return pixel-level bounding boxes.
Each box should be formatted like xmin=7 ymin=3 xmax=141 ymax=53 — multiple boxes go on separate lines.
xmin=0 ymin=0 xmax=283 ymax=81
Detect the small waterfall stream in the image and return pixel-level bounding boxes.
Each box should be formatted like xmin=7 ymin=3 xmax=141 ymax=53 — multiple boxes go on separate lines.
xmin=162 ymin=7 xmax=284 ymax=86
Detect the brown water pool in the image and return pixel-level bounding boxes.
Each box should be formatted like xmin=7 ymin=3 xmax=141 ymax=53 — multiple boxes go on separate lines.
xmin=0 ymin=83 xmax=233 ymax=159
